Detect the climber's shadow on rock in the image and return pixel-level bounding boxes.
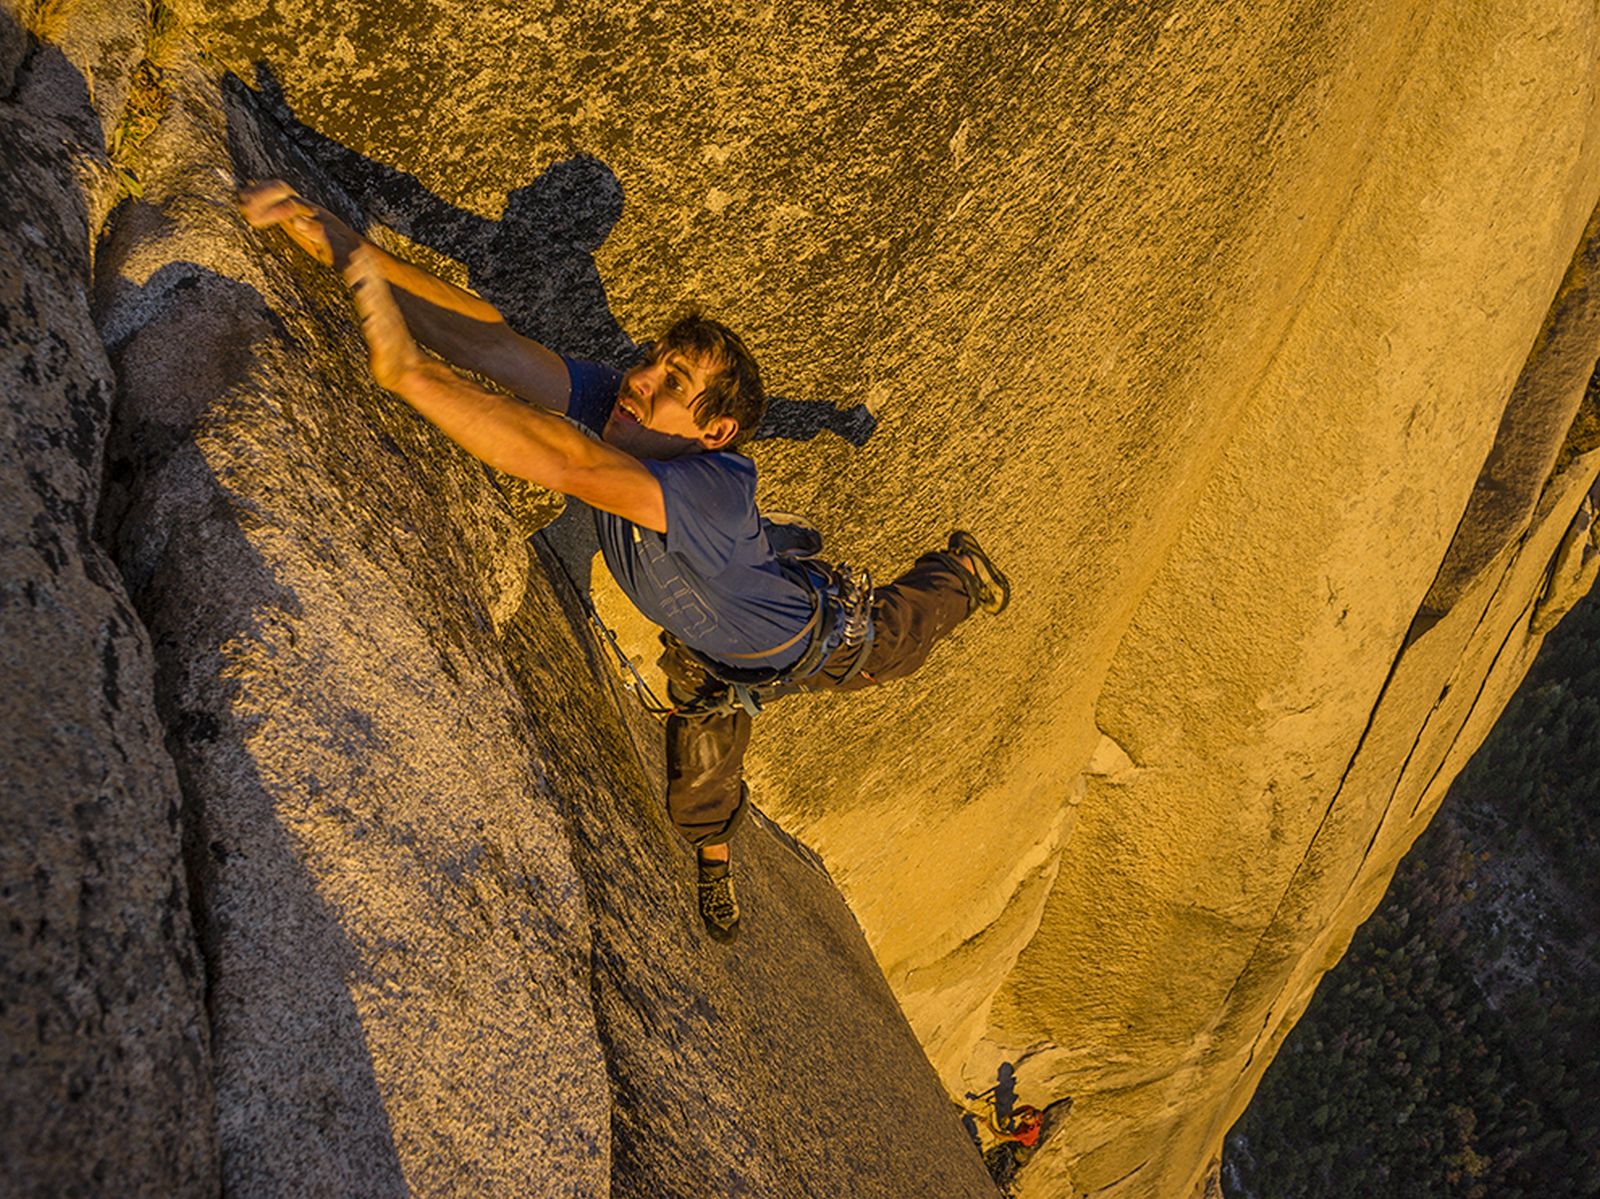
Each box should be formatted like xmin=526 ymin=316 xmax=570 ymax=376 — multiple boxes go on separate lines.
xmin=223 ymin=62 xmax=877 ymax=449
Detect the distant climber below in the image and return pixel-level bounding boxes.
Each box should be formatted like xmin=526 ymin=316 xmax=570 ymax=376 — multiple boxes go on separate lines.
xmin=239 ymin=179 xmax=1010 ymax=942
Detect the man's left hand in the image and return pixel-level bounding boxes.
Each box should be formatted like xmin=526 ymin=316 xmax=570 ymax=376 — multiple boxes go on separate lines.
xmin=344 ymin=246 xmax=422 ymax=391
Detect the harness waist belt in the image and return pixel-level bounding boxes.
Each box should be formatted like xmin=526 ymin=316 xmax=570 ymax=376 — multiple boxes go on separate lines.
xmin=715 ymin=601 xmax=821 ymax=662
xmin=688 ymin=560 xmax=872 ymax=692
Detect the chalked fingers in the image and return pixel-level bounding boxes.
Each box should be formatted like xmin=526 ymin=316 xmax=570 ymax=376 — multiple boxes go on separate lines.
xmin=346 ymin=246 xmax=418 ymax=389
xmin=239 ymin=180 xmax=353 ymax=267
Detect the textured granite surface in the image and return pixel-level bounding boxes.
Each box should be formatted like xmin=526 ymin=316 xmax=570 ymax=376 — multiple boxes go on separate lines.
xmin=5 ymin=0 xmax=1600 ymax=1194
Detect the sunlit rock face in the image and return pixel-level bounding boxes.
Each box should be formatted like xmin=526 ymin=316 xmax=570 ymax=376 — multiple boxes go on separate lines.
xmin=193 ymin=1 xmax=1600 ymax=1194
xmin=7 ymin=0 xmax=1600 ymax=1196
xmin=198 ymin=1 xmax=1600 ymax=1194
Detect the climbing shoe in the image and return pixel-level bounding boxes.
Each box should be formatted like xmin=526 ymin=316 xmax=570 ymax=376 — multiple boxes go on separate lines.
xmin=697 ymin=858 xmax=741 ymax=943
xmin=947 ymin=530 xmax=1011 ymax=614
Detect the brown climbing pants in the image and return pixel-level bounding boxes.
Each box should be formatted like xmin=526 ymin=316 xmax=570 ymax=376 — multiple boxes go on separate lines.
xmin=659 ymin=550 xmax=975 ymax=846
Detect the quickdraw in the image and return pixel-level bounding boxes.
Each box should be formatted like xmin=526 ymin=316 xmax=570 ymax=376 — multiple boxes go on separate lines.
xmin=584 ymin=597 xmax=677 ymax=720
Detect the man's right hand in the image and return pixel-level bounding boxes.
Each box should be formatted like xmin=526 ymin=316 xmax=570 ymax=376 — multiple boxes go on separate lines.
xmin=241 ymin=179 xmax=572 ymax=415
xmin=239 ymin=179 xmax=363 ymax=269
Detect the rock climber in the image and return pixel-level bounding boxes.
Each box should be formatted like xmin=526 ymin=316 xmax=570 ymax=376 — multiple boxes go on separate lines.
xmin=239 ymin=179 xmax=1010 ymax=942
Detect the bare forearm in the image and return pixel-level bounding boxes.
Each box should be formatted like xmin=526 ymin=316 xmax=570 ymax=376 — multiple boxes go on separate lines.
xmin=368 ymin=248 xmax=568 ymax=406
xmin=345 ymin=242 xmax=666 ymax=532
xmin=386 ymin=357 xmax=665 ymax=529
xmin=370 ymin=244 xmax=499 ymax=330
xmin=239 ymin=181 xmax=566 ymax=408
xmin=390 ymin=358 xmax=589 ymax=488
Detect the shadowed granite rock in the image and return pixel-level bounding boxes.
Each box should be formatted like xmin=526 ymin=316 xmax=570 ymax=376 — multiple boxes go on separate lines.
xmin=1421 ymin=203 xmax=1600 ymax=620
xmin=515 ymin=538 xmax=1001 ymax=1199
xmin=0 ymin=10 xmax=214 ymax=1196
xmin=95 ymin=54 xmax=611 ymax=1196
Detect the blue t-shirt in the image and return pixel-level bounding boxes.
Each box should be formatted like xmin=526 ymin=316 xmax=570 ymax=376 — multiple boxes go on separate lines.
xmin=563 ymin=357 xmax=815 ymax=670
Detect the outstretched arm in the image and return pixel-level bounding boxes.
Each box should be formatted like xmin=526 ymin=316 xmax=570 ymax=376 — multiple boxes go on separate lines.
xmin=344 ymin=246 xmax=667 ymax=533
xmin=240 ymin=180 xmax=570 ymax=413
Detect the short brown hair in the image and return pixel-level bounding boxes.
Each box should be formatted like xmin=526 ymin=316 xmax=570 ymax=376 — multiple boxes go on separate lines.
xmin=654 ymin=313 xmax=766 ymax=447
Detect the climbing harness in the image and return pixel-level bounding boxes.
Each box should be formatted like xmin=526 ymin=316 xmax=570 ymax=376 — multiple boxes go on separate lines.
xmin=544 ymin=511 xmax=872 ymax=724
xmin=676 ymin=557 xmax=875 ymax=719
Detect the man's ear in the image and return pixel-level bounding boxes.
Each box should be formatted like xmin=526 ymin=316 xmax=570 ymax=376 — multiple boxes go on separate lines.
xmin=700 ymin=415 xmax=741 ymax=450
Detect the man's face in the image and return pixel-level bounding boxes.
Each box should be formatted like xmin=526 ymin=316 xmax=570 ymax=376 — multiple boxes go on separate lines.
xmin=603 ymin=345 xmax=737 ymax=458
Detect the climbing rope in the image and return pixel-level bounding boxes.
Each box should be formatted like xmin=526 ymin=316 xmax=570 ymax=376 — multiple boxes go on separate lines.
xmin=540 ymin=536 xmax=676 ymax=721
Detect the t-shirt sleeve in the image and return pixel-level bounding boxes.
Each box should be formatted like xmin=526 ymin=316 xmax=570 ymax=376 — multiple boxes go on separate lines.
xmin=562 ymin=357 xmax=622 ymax=437
xmin=642 ymin=454 xmax=757 ymax=576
